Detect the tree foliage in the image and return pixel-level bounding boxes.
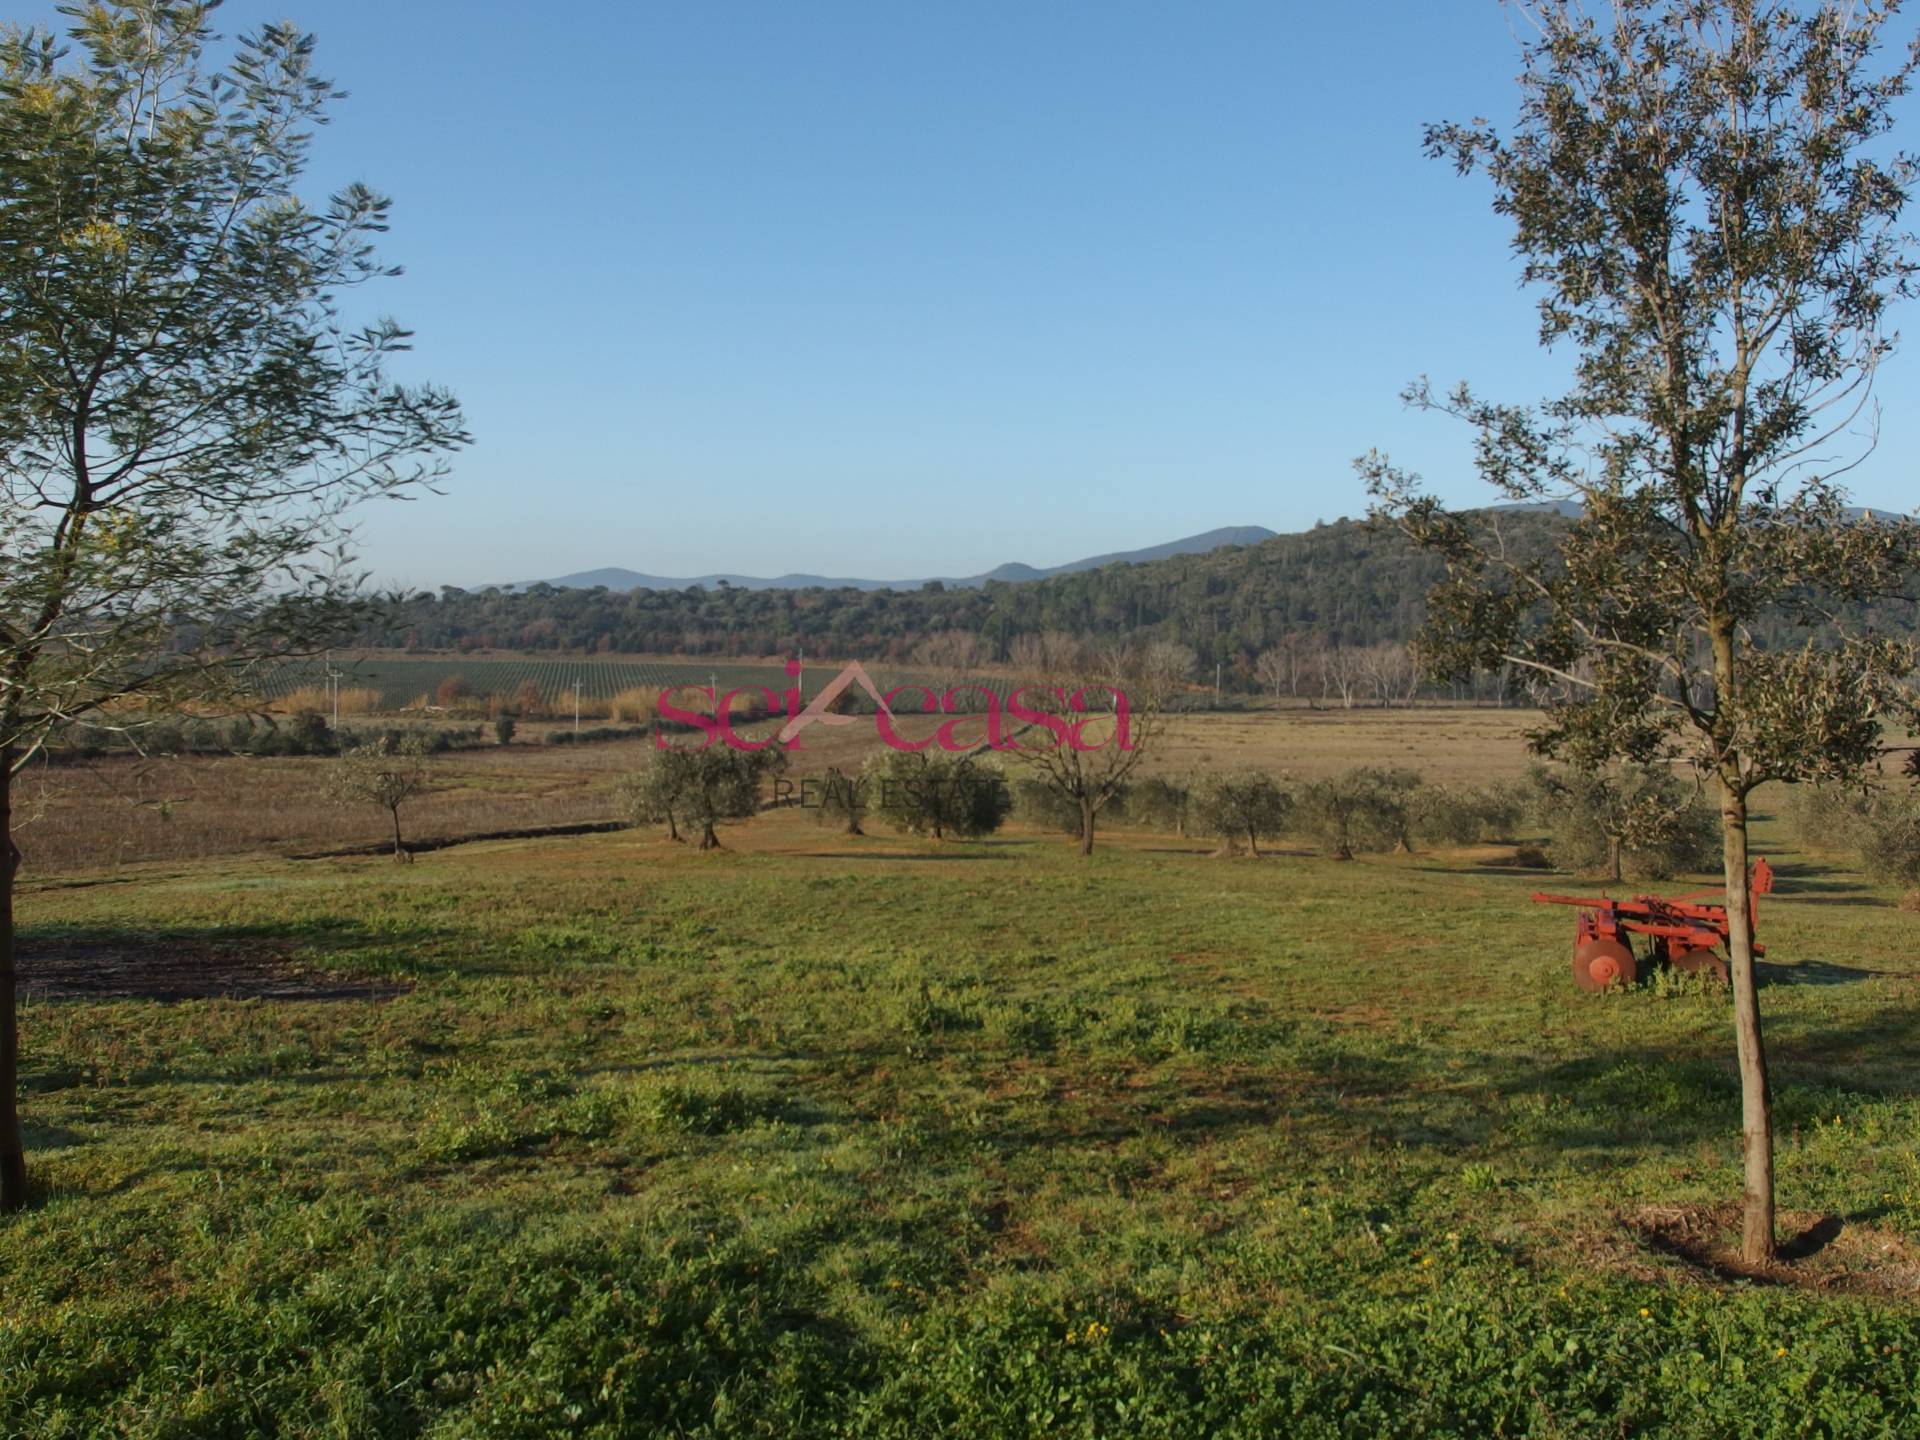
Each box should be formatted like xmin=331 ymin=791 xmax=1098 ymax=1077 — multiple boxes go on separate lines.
xmin=653 ymin=748 xmax=782 ymax=850
xmin=1528 ymin=762 xmax=1719 ymax=881
xmin=1191 ymin=771 xmax=1292 ymax=856
xmin=864 ymin=750 xmax=1010 ymax=841
xmin=0 ymin=3 xmax=465 ymax=1210
xmin=1363 ymin=0 xmax=1920 ymax=1262
xmin=813 ymin=765 xmax=868 ymax=835
xmin=1291 ymin=768 xmax=1415 ymax=861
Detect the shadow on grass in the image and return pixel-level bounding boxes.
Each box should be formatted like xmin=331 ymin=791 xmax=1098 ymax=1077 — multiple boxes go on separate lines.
xmin=1758 ymin=958 xmax=1897 ymax=986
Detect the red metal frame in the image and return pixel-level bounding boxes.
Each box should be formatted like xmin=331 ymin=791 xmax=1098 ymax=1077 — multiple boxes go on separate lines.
xmin=1532 ymin=859 xmax=1773 ymax=980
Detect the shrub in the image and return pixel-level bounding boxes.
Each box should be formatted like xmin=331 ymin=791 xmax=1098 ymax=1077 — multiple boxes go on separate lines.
xmin=493 ymin=715 xmax=517 ymax=746
xmin=1787 ymin=784 xmax=1876 ymax=854
xmin=1129 ymin=775 xmax=1192 ymax=836
xmin=547 ymin=725 xmax=651 ymax=746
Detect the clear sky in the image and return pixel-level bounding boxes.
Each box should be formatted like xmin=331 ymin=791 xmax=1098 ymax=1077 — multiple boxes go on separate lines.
xmin=20 ymin=1 xmax=1920 ymax=586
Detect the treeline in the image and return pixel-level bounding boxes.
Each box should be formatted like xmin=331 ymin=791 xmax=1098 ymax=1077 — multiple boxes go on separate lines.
xmin=360 ymin=507 xmax=1912 ymax=694
xmin=362 ymin=514 xmax=1541 ymax=682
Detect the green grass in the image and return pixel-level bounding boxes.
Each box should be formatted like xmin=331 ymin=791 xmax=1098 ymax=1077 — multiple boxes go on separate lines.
xmin=5 ymin=813 xmax=1918 ymax=1437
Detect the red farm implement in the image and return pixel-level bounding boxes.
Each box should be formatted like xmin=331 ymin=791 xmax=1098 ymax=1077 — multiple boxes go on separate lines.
xmin=1531 ymin=859 xmax=1774 ymax=992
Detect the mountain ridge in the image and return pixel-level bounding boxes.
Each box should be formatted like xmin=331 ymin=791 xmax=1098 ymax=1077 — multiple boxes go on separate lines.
xmin=514 ymin=525 xmax=1279 ymax=593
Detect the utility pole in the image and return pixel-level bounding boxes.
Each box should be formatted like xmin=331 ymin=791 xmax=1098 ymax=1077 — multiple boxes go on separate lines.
xmin=325 ymin=650 xmax=341 ymax=729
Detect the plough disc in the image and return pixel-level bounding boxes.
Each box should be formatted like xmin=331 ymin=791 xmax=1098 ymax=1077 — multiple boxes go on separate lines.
xmin=1670 ymin=948 xmax=1730 ymax=986
xmin=1573 ymin=939 xmax=1636 ymax=992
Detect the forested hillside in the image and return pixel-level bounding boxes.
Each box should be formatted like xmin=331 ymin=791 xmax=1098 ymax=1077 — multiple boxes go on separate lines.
xmin=366 ymin=506 xmax=1913 ymax=690
xmin=372 ymin=513 xmax=1524 ymax=665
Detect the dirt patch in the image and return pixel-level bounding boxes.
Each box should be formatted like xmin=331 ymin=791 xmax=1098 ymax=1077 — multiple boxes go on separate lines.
xmin=1622 ymin=1203 xmax=1920 ymax=1297
xmin=16 ymin=937 xmax=405 ymax=1003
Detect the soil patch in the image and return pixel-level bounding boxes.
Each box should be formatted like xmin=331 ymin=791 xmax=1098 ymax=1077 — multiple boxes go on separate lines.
xmin=16 ymin=937 xmax=405 ymax=1002
xmin=1623 ymin=1203 xmax=1920 ymax=1297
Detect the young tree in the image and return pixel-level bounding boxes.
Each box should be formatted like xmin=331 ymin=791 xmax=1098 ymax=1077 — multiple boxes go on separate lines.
xmin=1191 ymin=770 xmax=1292 ymax=857
xmin=0 ymin=7 xmax=465 ymax=1208
xmin=1007 ymin=638 xmax=1191 ymax=855
xmin=1364 ymin=1 xmax=1920 ymax=1261
xmin=331 ymin=735 xmax=433 ymax=862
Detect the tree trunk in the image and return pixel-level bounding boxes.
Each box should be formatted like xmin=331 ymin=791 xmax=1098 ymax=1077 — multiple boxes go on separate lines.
xmin=1078 ymin=797 xmax=1095 ymax=856
xmin=665 ymin=809 xmax=680 ymax=842
xmin=698 ymin=821 xmax=720 ymax=850
xmin=1721 ymin=781 xmax=1775 ymax=1263
xmin=0 ymin=750 xmax=26 ymax=1210
xmin=1608 ymin=837 xmax=1623 ymax=884
xmin=390 ymin=807 xmax=407 ymax=863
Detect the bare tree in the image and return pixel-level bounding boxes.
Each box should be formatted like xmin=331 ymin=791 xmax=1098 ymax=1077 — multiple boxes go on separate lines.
xmin=1317 ymin=645 xmax=1363 ymax=710
xmin=1254 ymin=647 xmax=1290 ymax=699
xmin=912 ymin=630 xmax=983 ymax=672
xmin=331 ymin=735 xmax=433 ymax=862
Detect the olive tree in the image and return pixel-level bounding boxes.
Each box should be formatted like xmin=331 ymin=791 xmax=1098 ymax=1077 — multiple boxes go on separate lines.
xmin=1364 ymin=0 xmax=1920 ymax=1261
xmin=1191 ymin=771 xmax=1292 ymax=857
xmin=813 ymin=765 xmax=868 ymax=835
xmin=616 ymin=753 xmax=691 ymax=842
xmin=680 ymin=747 xmax=783 ymax=850
xmin=1291 ymin=768 xmax=1414 ymax=861
xmin=1529 ymin=762 xmax=1720 ymax=882
xmin=865 ymin=750 xmax=1010 ymax=841
xmin=0 ymin=6 xmax=466 ymax=1209
xmin=1006 ymin=638 xmax=1192 ymax=855
xmin=1130 ymin=774 xmax=1193 ymax=837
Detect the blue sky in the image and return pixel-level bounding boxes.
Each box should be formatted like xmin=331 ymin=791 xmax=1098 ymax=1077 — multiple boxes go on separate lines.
xmin=24 ymin=1 xmax=1920 ymax=585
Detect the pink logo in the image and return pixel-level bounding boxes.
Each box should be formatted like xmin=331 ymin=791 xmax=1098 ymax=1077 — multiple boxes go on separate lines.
xmin=656 ymin=659 xmax=1132 ymax=753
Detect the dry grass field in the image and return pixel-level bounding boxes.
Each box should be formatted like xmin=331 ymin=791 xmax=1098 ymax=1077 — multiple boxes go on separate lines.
xmin=12 ymin=706 xmax=1538 ymax=877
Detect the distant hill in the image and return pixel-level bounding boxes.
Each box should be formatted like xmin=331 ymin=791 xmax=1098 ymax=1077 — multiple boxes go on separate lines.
xmin=519 ymin=526 xmax=1279 ymax=593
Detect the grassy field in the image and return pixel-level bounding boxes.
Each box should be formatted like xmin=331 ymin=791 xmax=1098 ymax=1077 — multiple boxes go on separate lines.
xmin=5 ymin=713 xmax=1919 ymax=1436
